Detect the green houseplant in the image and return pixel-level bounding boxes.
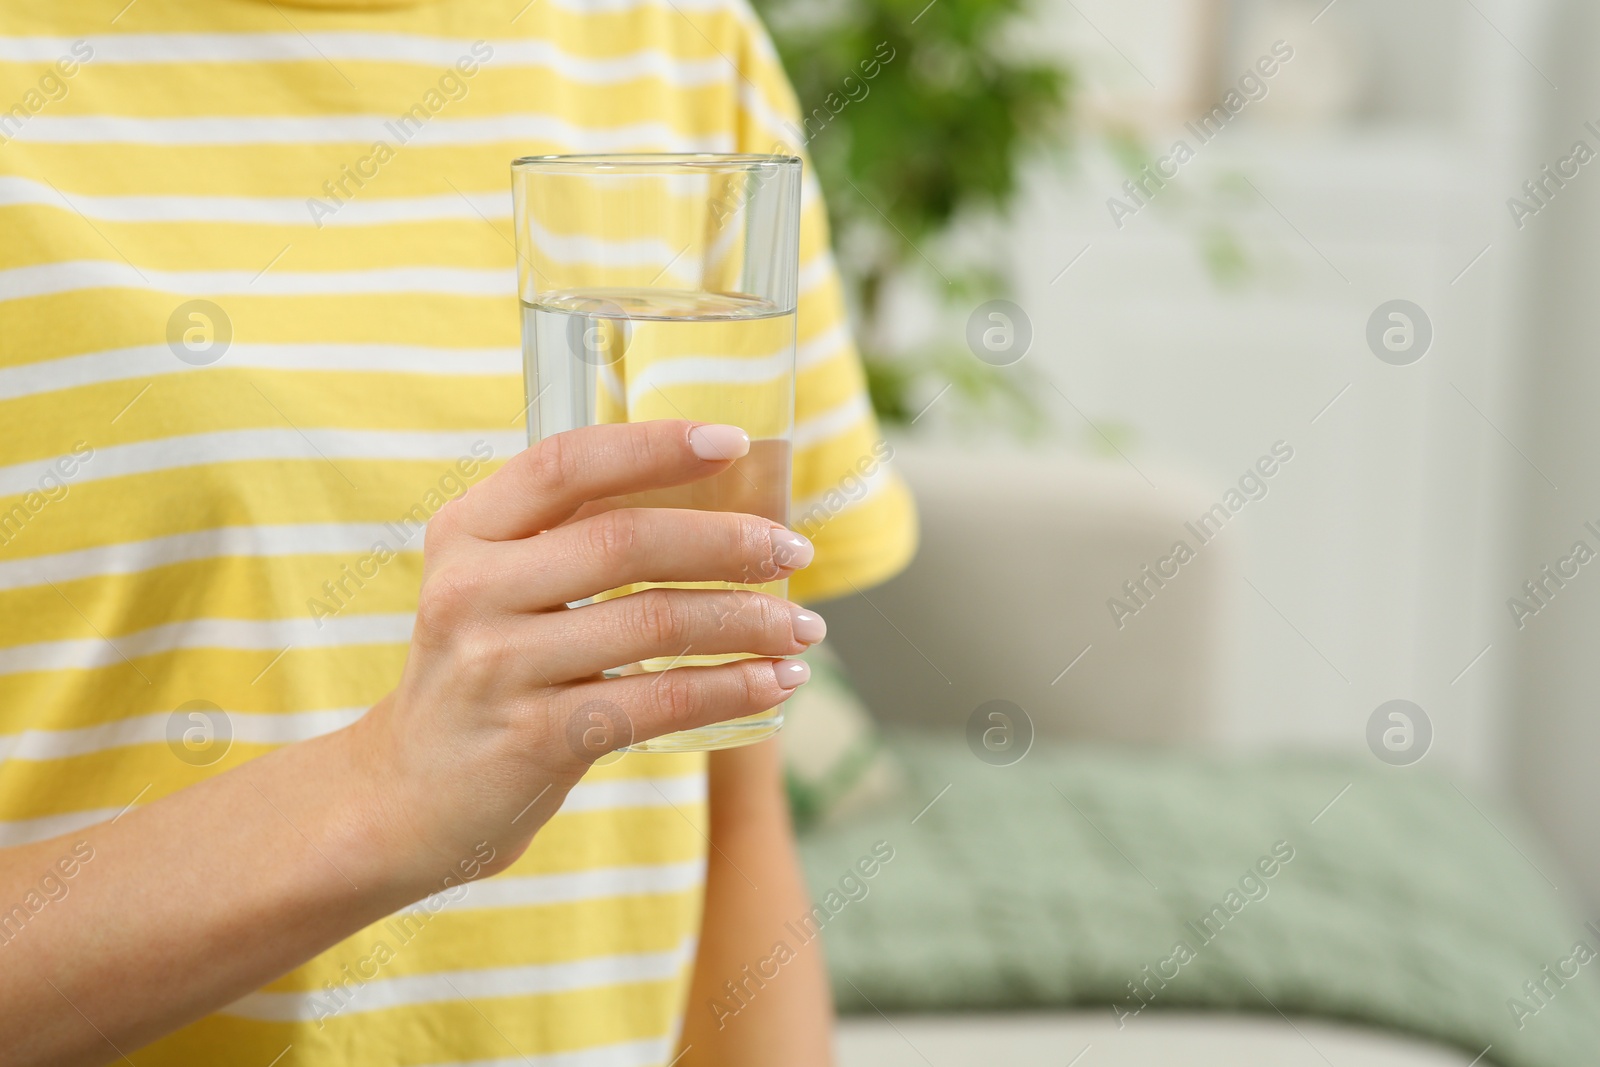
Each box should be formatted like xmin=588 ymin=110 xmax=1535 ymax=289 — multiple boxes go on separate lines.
xmin=753 ymin=0 xmax=1075 ymax=429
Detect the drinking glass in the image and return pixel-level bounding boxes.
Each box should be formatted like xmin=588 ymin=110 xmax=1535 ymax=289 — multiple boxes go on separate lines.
xmin=512 ymin=153 xmax=802 ymax=752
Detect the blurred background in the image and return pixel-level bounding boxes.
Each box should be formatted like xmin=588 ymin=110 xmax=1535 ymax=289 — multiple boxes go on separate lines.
xmin=752 ymin=0 xmax=1600 ymax=1062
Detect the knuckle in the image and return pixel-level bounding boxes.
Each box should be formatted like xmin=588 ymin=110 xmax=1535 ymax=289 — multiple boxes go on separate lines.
xmin=627 ymin=423 xmax=663 ymax=470
xmin=737 ymin=517 xmax=780 ymax=583
xmin=652 ymin=670 xmax=699 ymax=727
xmin=737 ymin=513 xmax=767 ymax=553
xmin=737 ymin=660 xmax=771 ymax=707
xmin=415 ymin=569 xmax=470 ymax=638
xmin=423 ymin=500 xmax=462 ymax=556
xmin=631 ymin=590 xmax=684 ymax=646
xmin=455 ymin=630 xmax=512 ymax=681
xmin=415 ymin=564 xmax=505 ymax=650
xmin=526 ymin=432 xmax=572 ymax=491
xmin=712 ymin=591 xmax=767 ymax=638
xmin=451 ymin=559 xmax=501 ymax=604
xmin=708 ymin=590 xmax=745 ymax=633
xmin=751 ymin=594 xmax=792 ymax=641
xmin=586 ymin=509 xmax=639 ymax=564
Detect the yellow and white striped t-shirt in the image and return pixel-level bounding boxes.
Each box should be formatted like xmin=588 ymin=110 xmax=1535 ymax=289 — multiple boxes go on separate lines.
xmin=0 ymin=0 xmax=916 ymax=1063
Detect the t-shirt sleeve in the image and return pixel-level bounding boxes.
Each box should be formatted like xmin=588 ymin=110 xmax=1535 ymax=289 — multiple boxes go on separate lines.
xmin=725 ymin=7 xmax=918 ymax=603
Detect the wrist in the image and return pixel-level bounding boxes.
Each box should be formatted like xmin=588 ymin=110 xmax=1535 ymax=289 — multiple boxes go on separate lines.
xmin=309 ymin=701 xmax=442 ymax=907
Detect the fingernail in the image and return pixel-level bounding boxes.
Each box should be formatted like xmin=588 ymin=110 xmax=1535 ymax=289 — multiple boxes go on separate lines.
xmin=773 ymin=658 xmax=811 ymax=689
xmin=689 ymin=424 xmax=751 ymax=462
xmin=790 ymin=605 xmax=827 ymax=645
xmin=770 ymin=528 xmax=814 ymax=570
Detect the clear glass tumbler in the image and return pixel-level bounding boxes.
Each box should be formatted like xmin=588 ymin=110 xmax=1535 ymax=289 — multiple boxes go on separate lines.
xmin=512 ymin=153 xmax=803 ymax=752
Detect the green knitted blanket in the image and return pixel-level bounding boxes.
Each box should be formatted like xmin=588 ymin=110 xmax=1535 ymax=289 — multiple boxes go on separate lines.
xmin=797 ymin=732 xmax=1600 ymax=1067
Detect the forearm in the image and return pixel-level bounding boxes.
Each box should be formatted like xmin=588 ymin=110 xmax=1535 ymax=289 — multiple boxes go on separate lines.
xmin=0 ymin=712 xmax=429 ymax=1066
xmin=0 ymin=422 xmax=825 ymax=1066
xmin=678 ymin=737 xmax=834 ymax=1067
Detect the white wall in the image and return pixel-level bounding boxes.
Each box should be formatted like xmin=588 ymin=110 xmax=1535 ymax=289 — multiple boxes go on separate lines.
xmin=1505 ymin=0 xmax=1600 ymax=908
xmin=909 ymin=0 xmax=1556 ymax=791
xmin=1007 ymin=133 xmax=1513 ymax=782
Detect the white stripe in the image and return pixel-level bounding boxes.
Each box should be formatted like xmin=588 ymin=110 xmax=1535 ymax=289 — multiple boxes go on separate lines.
xmin=736 ymin=73 xmax=804 ymax=156
xmin=0 ymin=402 xmax=862 ymax=582
xmin=0 ymin=0 xmax=751 ymax=64
xmin=624 ymin=347 xmax=792 ymax=411
xmin=1 ymin=175 xmax=830 ymax=247
xmin=556 ymin=774 xmax=705 ymax=813
xmin=613 ymin=303 xmax=849 ymax=412
xmin=792 ymin=451 xmax=894 ymax=524
xmin=0 ymin=775 xmax=705 ymax=846
xmin=0 ymin=428 xmax=523 ymax=498
xmin=525 ymin=214 xmax=685 ymax=272
xmin=724 ymin=0 xmax=779 ymax=62
xmin=0 ymin=613 xmax=416 ymax=677
xmin=0 ymin=255 xmax=816 ymax=303
xmin=0 ymin=342 xmax=517 ymax=404
xmin=419 ymin=1037 xmax=672 ymax=1067
xmin=793 ymin=392 xmax=870 ymax=451
xmin=0 ymin=35 xmax=727 ymax=85
xmin=560 ymin=0 xmax=741 ymax=10
xmin=0 ymin=325 xmax=840 ymax=412
xmin=0 ymin=523 xmax=420 ymax=594
xmin=224 ymin=935 xmax=696 ymax=1021
xmin=424 ymin=860 xmax=703 ymax=913
xmin=797 ymin=251 xmax=834 ymax=296
xmin=2 ymin=169 xmax=816 ymax=220
xmin=0 ymin=702 xmax=710 ymax=807
xmin=0 ymin=261 xmax=514 ymax=302
xmin=567 ymin=0 xmax=737 ymax=9
xmin=0 ymin=707 xmax=367 ymax=763
xmin=0 ymin=807 xmax=110 ymax=848
xmin=796 ymin=322 xmax=849 ymax=372
xmin=6 ymin=114 xmax=730 ymax=149
xmin=0 ymin=176 xmax=508 ymax=226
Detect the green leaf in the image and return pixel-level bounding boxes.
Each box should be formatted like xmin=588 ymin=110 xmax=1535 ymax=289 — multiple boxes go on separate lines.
xmin=752 ymin=0 xmax=1076 ymax=437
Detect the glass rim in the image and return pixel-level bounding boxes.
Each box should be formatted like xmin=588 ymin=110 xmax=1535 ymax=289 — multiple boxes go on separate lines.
xmin=512 ymin=152 xmax=801 ymax=172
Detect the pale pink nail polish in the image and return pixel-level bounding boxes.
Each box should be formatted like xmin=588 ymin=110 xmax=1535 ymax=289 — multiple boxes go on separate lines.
xmin=790 ymin=605 xmax=827 ymax=645
xmin=770 ymin=528 xmax=815 ymax=570
xmin=773 ymin=659 xmax=811 ymax=689
xmin=688 ymin=424 xmax=751 ymax=461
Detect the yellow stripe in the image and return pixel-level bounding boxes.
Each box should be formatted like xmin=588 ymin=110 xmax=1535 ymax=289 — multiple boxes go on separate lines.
xmin=0 ymin=459 xmax=504 ymax=554
xmin=146 ymin=983 xmax=689 ymax=1067
xmin=0 ymin=645 xmax=405 ymax=736
xmin=0 ymin=292 xmax=517 ymax=365
xmin=0 ymin=1 xmax=911 ymax=1061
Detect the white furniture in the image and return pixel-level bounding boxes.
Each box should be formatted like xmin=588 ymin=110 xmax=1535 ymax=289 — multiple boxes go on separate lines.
xmin=822 ymin=444 xmax=1477 ymax=1067
xmin=822 ymin=443 xmax=1233 ymax=745
xmin=837 ymin=1012 xmax=1476 ymax=1066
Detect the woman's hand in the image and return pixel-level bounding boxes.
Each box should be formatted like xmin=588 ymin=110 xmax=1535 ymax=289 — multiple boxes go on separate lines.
xmin=356 ymin=419 xmax=825 ymax=885
xmin=0 ymin=418 xmax=827 ymax=1065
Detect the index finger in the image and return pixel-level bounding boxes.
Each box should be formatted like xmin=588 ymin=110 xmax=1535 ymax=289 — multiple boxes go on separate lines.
xmin=452 ymin=420 xmax=749 ymax=541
